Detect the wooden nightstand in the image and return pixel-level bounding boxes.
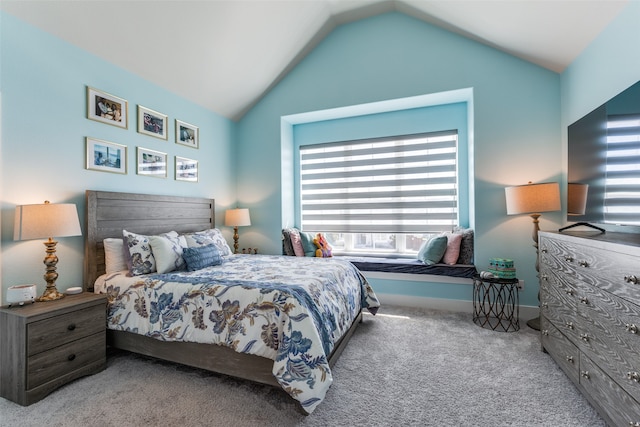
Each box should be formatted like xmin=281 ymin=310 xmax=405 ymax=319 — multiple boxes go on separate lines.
xmin=0 ymin=292 xmax=107 ymax=405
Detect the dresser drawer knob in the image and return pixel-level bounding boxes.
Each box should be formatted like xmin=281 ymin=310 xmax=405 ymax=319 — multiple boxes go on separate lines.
xmin=541 ymin=302 xmax=548 ymax=309
xmin=541 ymin=274 xmax=549 ymax=281
xmin=566 ymin=355 xmax=574 ymax=364
xmin=629 ymin=422 xmax=640 ymax=426
xmin=542 ymin=329 xmax=549 ymax=336
xmin=580 ymin=370 xmax=590 ymax=379
xmin=626 ymin=324 xmax=638 ymax=334
xmin=565 ymin=256 xmax=574 ymax=262
xmin=67 ymin=354 xmax=76 ymax=362
xmin=627 ymin=372 xmax=640 ymax=383
xmin=67 ymin=323 xmax=76 ymax=331
xmin=565 ymin=322 xmax=574 ymax=330
xmin=580 ymin=297 xmax=589 ymax=305
xmin=541 ymin=249 xmax=548 ymax=254
xmin=565 ymin=289 xmax=574 ymax=296
xmin=580 ymin=333 xmax=590 ymax=342
xmin=624 ymin=275 xmax=639 ymax=285
xmin=578 ymin=260 xmax=589 ymax=267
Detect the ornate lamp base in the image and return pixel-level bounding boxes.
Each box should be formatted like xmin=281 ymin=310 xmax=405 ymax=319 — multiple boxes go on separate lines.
xmin=37 ymin=287 xmax=65 ymax=301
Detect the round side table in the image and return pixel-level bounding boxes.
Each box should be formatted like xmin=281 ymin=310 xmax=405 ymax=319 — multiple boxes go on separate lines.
xmin=472 ymin=275 xmax=520 ymax=332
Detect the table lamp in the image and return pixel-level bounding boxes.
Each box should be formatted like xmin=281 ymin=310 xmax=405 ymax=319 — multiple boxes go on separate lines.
xmin=14 ymin=201 xmax=82 ymax=301
xmin=559 ymin=183 xmax=605 ymax=233
xmin=505 ymin=181 xmax=560 ymax=330
xmin=224 ymin=208 xmax=251 ymax=254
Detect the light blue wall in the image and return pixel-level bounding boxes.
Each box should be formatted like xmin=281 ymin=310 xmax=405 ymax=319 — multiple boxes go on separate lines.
xmin=561 ymin=1 xmax=640 ymax=150
xmin=0 ymin=12 xmax=236 ymax=302
xmin=237 ymin=12 xmax=561 ymax=307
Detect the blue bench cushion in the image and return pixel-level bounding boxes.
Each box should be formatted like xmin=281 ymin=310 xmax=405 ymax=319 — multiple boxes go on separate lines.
xmin=342 ymin=256 xmax=477 ymax=278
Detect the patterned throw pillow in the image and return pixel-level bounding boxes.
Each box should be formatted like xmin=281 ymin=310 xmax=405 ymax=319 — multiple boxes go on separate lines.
xmin=123 ymin=230 xmax=156 ymax=276
xmin=182 ymin=244 xmax=222 ymax=271
xmin=183 ymin=228 xmax=232 ymax=257
xmin=453 ymin=227 xmax=474 ymax=265
xmin=148 ymin=231 xmax=187 ymax=274
xmin=417 ymin=236 xmax=448 ymax=265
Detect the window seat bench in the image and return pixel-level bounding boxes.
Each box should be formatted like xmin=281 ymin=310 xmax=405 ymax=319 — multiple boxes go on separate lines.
xmin=339 ymin=256 xmax=477 ymax=279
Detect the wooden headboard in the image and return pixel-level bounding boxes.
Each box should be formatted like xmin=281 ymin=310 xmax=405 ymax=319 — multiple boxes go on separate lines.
xmin=84 ymin=190 xmax=215 ymax=290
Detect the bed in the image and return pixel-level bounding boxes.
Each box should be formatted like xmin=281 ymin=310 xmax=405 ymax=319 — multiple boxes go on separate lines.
xmin=84 ymin=190 xmax=380 ymax=414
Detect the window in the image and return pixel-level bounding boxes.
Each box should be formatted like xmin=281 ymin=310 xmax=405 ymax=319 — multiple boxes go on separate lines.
xmin=299 ymin=131 xmax=458 ymax=256
xmin=605 ymin=114 xmax=640 ymax=225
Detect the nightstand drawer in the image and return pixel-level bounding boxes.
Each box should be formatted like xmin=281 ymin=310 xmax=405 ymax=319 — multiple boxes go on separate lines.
xmin=27 ymin=331 xmax=105 ymax=389
xmin=27 ymin=304 xmax=105 ymax=355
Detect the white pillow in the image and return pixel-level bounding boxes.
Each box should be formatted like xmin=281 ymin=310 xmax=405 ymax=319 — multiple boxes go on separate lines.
xmin=104 ymin=238 xmax=127 ymax=274
xmin=148 ymin=231 xmax=187 ymax=274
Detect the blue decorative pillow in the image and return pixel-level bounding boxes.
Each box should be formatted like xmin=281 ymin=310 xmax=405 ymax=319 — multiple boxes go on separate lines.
xmin=417 ymin=236 xmax=448 ymax=265
xmin=182 ymin=244 xmax=222 ymax=271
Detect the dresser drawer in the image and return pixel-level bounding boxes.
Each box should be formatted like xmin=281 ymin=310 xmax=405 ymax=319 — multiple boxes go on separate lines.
xmin=540 ymin=276 xmax=579 ymax=343
xmin=579 ymin=354 xmax=640 ymax=427
xmin=542 ymin=235 xmax=640 ymax=306
xmin=27 ymin=331 xmax=105 ymax=389
xmin=541 ymin=316 xmax=580 ymax=384
xmin=27 ymin=304 xmax=105 ymax=355
xmin=575 ymin=283 xmax=640 ymax=402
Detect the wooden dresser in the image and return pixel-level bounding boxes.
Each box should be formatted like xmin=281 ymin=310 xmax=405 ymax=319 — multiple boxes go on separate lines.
xmin=0 ymin=292 xmax=106 ymax=405
xmin=539 ymin=231 xmax=640 ymax=426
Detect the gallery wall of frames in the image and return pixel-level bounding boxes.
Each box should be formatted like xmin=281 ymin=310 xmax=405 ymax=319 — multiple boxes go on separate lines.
xmin=85 ymin=86 xmax=199 ymax=182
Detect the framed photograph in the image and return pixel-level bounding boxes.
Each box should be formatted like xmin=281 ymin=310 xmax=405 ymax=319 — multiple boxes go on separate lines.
xmin=87 ymin=86 xmax=128 ymax=129
xmin=175 ymin=156 xmax=198 ymax=182
xmin=137 ymin=147 xmax=167 ymax=178
xmin=175 ymin=119 xmax=199 ymax=149
xmin=138 ymin=105 xmax=168 ymax=140
xmin=86 ymin=137 xmax=127 ymax=174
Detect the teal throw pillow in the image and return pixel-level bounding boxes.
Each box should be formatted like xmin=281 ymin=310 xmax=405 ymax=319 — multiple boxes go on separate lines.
xmin=182 ymin=244 xmax=223 ymax=271
xmin=417 ymin=236 xmax=448 ymax=265
xmin=299 ymin=231 xmax=317 ymax=257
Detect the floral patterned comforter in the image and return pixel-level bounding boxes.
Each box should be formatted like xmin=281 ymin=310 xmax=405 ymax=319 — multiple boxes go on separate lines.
xmin=101 ymin=254 xmax=380 ymax=413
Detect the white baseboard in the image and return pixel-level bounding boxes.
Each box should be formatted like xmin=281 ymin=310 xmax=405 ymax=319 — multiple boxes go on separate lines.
xmin=376 ymin=293 xmax=539 ymax=322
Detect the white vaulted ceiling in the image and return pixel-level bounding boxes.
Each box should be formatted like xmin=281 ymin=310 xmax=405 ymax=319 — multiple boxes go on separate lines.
xmin=0 ymin=0 xmax=629 ymax=121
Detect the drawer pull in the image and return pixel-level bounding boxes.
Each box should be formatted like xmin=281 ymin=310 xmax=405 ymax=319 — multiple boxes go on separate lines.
xmin=542 ymin=329 xmax=549 ymax=336
xmin=627 ymin=372 xmax=640 ymax=383
xmin=626 ymin=324 xmax=638 ymax=334
xmin=67 ymin=354 xmax=76 ymax=362
xmin=67 ymin=323 xmax=76 ymax=331
xmin=565 ymin=289 xmax=574 ymax=296
xmin=578 ymin=260 xmax=589 ymax=267
xmin=580 ymin=370 xmax=590 ymax=379
xmin=629 ymin=422 xmax=640 ymax=426
xmin=541 ymin=249 xmax=548 ymax=254
xmin=541 ymin=274 xmax=549 ymax=281
xmin=565 ymin=321 xmax=574 ymax=330
xmin=566 ymin=355 xmax=574 ymax=364
xmin=580 ymin=333 xmax=590 ymax=342
xmin=565 ymin=256 xmax=574 ymax=262
xmin=624 ymin=275 xmax=639 ymax=285
xmin=580 ymin=297 xmax=589 ymax=305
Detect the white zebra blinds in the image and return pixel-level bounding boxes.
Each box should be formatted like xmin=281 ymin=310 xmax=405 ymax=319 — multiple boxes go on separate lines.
xmin=299 ymin=131 xmax=459 ymax=233
xmin=605 ymin=113 xmax=640 ymax=225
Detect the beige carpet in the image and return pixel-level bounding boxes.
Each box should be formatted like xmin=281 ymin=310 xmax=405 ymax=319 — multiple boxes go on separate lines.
xmin=0 ymin=305 xmax=604 ymax=426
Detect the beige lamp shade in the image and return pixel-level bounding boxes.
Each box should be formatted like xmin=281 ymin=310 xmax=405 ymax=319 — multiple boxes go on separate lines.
xmin=14 ymin=202 xmax=82 ymax=240
xmin=567 ymin=183 xmax=588 ymax=216
xmin=224 ymin=208 xmax=251 ymax=227
xmin=505 ymin=182 xmax=561 ymax=215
